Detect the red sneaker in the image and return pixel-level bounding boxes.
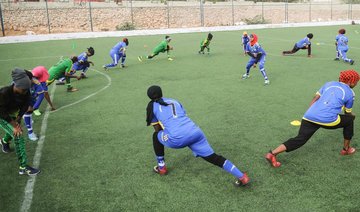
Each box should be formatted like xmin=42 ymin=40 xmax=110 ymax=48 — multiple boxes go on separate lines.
xmin=265 ymin=152 xmax=281 ymax=168
xmin=153 ymin=166 xmax=167 ymax=175
xmin=340 ymin=147 xmax=356 ymax=155
xmin=234 ymin=173 xmax=250 ymax=187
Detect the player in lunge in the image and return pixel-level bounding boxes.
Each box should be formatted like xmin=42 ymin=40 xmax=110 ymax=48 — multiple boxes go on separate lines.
xmin=138 ymin=36 xmax=173 ymax=61
xmin=58 ymin=47 xmax=95 ymax=83
xmin=334 ymin=29 xmax=354 ymax=65
xmin=103 ymin=38 xmax=128 ymax=70
xmin=47 ymin=56 xmax=81 ymax=92
xmin=282 ymin=33 xmax=313 ymax=57
xmin=266 ymin=70 xmax=359 ymax=168
xmin=146 ymin=85 xmax=250 ymax=186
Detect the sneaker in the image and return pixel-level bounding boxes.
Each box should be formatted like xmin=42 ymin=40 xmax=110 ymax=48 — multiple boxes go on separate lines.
xmin=137 ymin=56 xmax=143 ymax=62
xmin=121 ymin=64 xmax=126 ymax=68
xmin=33 ymin=109 xmax=41 ymax=116
xmin=153 ymin=166 xmax=167 ymax=175
xmin=67 ymin=87 xmax=78 ymax=92
xmin=340 ymin=147 xmax=356 ymax=155
xmin=198 ymin=51 xmax=202 ymax=54
xmin=168 ymin=58 xmax=173 ymax=61
xmin=350 ymin=60 xmax=355 ymax=65
xmin=19 ymin=166 xmax=41 ymax=176
xmin=334 ymin=58 xmax=340 ymax=61
xmin=0 ymin=138 xmax=10 ymax=153
xmin=242 ymin=74 xmax=250 ymax=79
xmin=81 ymin=74 xmax=87 ymax=79
xmin=55 ymin=81 xmax=65 ymax=85
xmin=234 ymin=173 xmax=250 ymax=187
xmin=264 ymin=79 xmax=270 ymax=85
xmin=28 ymin=133 xmax=38 ymax=142
xmin=265 ymin=152 xmax=281 ymax=168
xmin=102 ymin=65 xmax=108 ymax=71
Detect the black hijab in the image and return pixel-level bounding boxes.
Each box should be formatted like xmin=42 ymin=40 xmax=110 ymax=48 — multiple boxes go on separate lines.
xmin=146 ymin=85 xmax=169 ymax=126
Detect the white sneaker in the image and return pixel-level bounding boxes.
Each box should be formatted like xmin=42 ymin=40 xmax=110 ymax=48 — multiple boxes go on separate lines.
xmin=28 ymin=133 xmax=38 ymax=142
xmin=242 ymin=74 xmax=250 ymax=79
xmin=264 ymin=79 xmax=270 ymax=85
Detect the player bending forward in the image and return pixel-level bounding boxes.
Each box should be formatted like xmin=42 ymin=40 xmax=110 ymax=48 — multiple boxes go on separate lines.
xmin=146 ymin=85 xmax=250 ymax=187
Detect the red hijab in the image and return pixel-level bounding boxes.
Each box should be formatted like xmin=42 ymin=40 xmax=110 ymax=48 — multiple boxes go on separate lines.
xmin=250 ymin=34 xmax=258 ymax=46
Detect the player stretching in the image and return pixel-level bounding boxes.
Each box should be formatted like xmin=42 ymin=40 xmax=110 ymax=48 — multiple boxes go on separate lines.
xmin=103 ymin=38 xmax=128 ymax=70
xmin=266 ymin=70 xmax=359 ymax=168
xmin=146 ymin=85 xmax=250 ymax=186
xmin=30 ymin=66 xmax=56 ymax=116
xmin=242 ymin=33 xmax=270 ymax=85
xmin=138 ymin=36 xmax=173 ymax=61
xmin=47 ymin=56 xmax=81 ymax=92
xmin=334 ymin=29 xmax=354 ymax=65
xmin=0 ymin=68 xmax=40 ymax=176
xmin=282 ymin=33 xmax=313 ymax=57
xmin=198 ymin=33 xmax=213 ymax=54
xmin=58 ymin=47 xmax=95 ymax=83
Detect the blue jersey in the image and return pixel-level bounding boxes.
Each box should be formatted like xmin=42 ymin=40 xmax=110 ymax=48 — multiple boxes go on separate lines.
xmin=150 ymin=98 xmax=198 ymax=140
xmin=245 ymin=42 xmax=266 ymax=56
xmin=336 ymin=34 xmax=348 ymax=51
xmin=296 ymin=37 xmax=311 ymax=48
xmin=303 ymin=81 xmax=355 ymax=126
xmin=72 ymin=52 xmax=88 ymax=70
xmin=111 ymin=41 xmax=127 ymax=54
xmin=31 ymin=78 xmax=44 ymax=99
xmin=242 ymin=35 xmax=249 ymax=45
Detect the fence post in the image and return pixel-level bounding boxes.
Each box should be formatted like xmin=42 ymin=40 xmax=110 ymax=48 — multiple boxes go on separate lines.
xmin=261 ymin=0 xmax=264 ymax=22
xmin=309 ymin=0 xmax=311 ymax=22
xmin=330 ymin=0 xmax=332 ymax=20
xmin=349 ymin=0 xmax=352 ymax=19
xmin=130 ymin=0 xmax=134 ymax=25
xmin=231 ymin=0 xmax=234 ymax=26
xmin=0 ymin=1 xmax=5 ymax=36
xmin=167 ymin=0 xmax=170 ymax=28
xmin=45 ymin=0 xmax=51 ymax=33
xmin=200 ymin=0 xmax=204 ymax=27
xmin=89 ymin=0 xmax=93 ymax=31
xmin=284 ymin=0 xmax=288 ymax=23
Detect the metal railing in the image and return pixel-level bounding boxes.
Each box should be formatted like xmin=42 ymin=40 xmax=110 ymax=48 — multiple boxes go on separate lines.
xmin=0 ymin=0 xmax=359 ymax=36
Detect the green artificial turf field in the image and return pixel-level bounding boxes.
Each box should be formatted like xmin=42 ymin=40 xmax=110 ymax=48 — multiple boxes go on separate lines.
xmin=0 ymin=25 xmax=359 ymax=211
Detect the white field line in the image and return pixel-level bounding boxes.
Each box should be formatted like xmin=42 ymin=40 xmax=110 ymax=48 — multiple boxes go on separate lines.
xmin=19 ymin=69 xmax=110 ymax=212
xmin=50 ymin=69 xmax=112 ymax=113
xmin=20 ymin=84 xmax=57 ymax=212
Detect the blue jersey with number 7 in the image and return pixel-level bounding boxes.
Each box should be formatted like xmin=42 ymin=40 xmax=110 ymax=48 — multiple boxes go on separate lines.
xmin=150 ymin=97 xmax=198 ymax=139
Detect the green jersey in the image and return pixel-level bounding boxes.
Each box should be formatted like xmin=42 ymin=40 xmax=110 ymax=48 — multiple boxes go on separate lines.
xmin=200 ymin=38 xmax=211 ymax=48
xmin=48 ymin=58 xmax=73 ymax=81
xmin=153 ymin=40 xmax=168 ymax=54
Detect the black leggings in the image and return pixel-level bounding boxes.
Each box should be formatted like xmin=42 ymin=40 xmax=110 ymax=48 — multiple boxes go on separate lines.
xmin=152 ymin=132 xmax=226 ymax=167
xmin=283 ymin=115 xmax=355 ymax=152
xmin=153 ymin=132 xmax=164 ymax=156
xmin=283 ymin=43 xmax=311 ymax=55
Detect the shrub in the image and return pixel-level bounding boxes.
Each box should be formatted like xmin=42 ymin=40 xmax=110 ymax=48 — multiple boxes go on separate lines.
xmin=242 ymin=15 xmax=269 ymax=25
xmin=116 ymin=22 xmax=135 ymax=31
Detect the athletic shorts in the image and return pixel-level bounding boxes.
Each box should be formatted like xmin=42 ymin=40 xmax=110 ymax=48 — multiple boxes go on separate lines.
xmin=157 ymin=127 xmax=214 ymax=157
